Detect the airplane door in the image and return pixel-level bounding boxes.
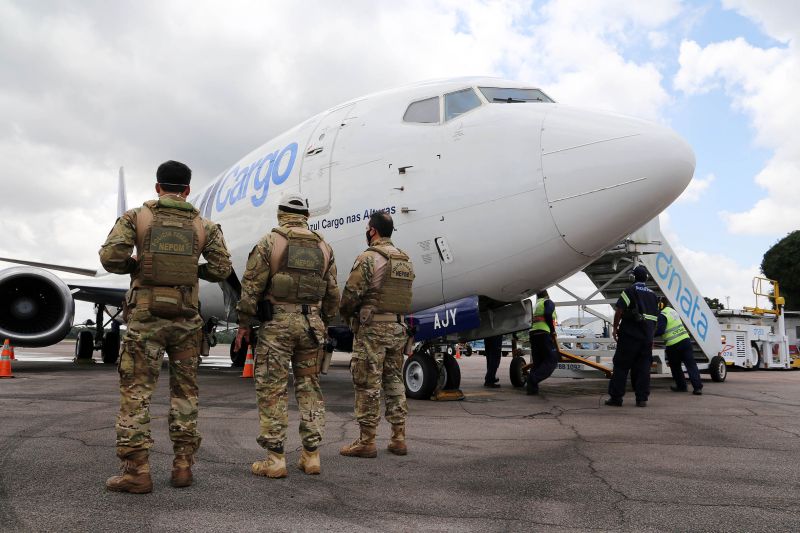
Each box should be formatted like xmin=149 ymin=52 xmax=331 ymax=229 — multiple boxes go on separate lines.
xmin=300 ymin=103 xmax=356 ymax=216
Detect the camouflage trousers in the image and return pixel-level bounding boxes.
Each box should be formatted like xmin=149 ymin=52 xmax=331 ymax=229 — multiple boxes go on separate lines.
xmin=254 ymin=309 xmax=325 ymax=451
xmin=116 ymin=307 xmax=203 ymax=459
xmin=350 ymin=322 xmax=408 ymax=430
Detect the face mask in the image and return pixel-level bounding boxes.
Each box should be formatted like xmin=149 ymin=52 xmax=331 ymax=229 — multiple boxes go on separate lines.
xmin=365 ymin=229 xmax=373 ymax=245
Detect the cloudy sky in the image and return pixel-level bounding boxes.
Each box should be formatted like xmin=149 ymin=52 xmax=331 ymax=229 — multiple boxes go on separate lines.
xmin=1 ymin=0 xmax=797 ymax=320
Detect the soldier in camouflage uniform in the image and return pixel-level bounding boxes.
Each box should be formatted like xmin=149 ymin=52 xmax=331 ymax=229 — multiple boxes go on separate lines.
xmin=99 ymin=161 xmax=232 ymax=493
xmin=340 ymin=211 xmax=414 ymax=458
xmin=234 ymin=194 xmax=339 ymax=478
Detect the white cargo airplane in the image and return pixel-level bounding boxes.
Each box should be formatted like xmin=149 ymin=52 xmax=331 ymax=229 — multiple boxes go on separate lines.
xmin=0 ymin=77 xmax=694 ymax=397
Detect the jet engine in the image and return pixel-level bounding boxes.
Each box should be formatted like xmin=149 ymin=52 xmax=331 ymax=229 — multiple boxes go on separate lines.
xmin=0 ymin=267 xmax=75 ymax=347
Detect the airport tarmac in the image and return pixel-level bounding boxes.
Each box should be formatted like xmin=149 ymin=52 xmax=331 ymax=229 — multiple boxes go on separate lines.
xmin=1 ymin=342 xmax=799 ymax=532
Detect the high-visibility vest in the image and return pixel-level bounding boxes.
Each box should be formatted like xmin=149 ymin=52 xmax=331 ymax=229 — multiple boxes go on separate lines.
xmin=530 ymin=298 xmax=557 ymax=333
xmin=661 ymin=306 xmax=690 ymax=346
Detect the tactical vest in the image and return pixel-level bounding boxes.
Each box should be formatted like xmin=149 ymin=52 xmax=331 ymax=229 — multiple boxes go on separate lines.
xmin=133 ymin=199 xmax=206 ymax=316
xmin=265 ymin=226 xmax=330 ymax=305
xmin=661 ymin=306 xmax=690 ymax=346
xmin=361 ymin=244 xmax=414 ymax=314
xmin=530 ymin=298 xmax=557 ymax=333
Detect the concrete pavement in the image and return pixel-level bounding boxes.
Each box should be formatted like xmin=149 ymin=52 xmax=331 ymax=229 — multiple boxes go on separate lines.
xmin=1 ymin=343 xmax=799 ymax=532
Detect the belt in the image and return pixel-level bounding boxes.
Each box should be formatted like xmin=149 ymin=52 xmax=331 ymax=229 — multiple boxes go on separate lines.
xmin=272 ymin=303 xmax=319 ymax=314
xmin=371 ymin=313 xmax=405 ymax=323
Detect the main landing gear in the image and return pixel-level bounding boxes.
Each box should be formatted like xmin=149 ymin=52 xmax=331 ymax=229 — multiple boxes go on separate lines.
xmin=74 ymin=304 xmax=122 ymax=364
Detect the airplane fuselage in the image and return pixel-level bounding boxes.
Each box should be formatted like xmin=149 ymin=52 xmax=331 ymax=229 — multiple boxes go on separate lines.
xmin=191 ymin=77 xmax=693 ymax=323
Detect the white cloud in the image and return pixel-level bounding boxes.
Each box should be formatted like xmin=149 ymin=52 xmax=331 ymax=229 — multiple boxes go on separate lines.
xmin=648 ymin=31 xmax=669 ymax=49
xmin=676 ymin=173 xmax=714 ymax=203
xmin=675 ymin=2 xmax=800 ymax=236
xmin=723 ymin=0 xmax=800 ymax=44
xmin=517 ymin=0 xmax=681 ymax=120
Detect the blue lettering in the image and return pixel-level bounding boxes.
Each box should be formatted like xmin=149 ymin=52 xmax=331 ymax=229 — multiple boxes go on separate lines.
xmin=696 ymin=312 xmax=708 ymax=341
xmin=272 ymin=143 xmax=298 ymax=185
xmin=251 ymin=151 xmax=277 ymax=208
xmin=215 ymin=167 xmax=237 ymax=212
xmin=668 ymin=269 xmax=682 ymax=295
xmin=208 ymin=142 xmax=300 ymax=213
xmin=231 ymin=165 xmax=253 ymax=205
xmin=653 ymin=251 xmax=709 ymax=342
xmin=655 ymin=252 xmax=671 ymax=280
xmin=680 ymin=288 xmax=692 ymax=315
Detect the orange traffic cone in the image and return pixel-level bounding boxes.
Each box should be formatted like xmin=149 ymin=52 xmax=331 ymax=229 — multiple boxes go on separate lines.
xmin=241 ymin=346 xmax=254 ymax=378
xmin=455 ymin=345 xmax=462 ymax=359
xmin=1 ymin=339 xmax=14 ymax=378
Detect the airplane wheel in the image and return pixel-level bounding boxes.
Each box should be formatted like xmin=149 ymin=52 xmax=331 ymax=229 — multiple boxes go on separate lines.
xmin=101 ymin=331 xmax=120 ymax=364
xmin=710 ymin=355 xmax=727 ymax=382
xmin=442 ymin=353 xmax=461 ymax=389
xmin=75 ymin=331 xmax=93 ymax=360
xmin=510 ymin=356 xmax=528 ymax=388
xmin=464 ymin=344 xmax=473 ymax=357
xmin=230 ymin=340 xmax=248 ymax=368
xmin=403 ymin=355 xmax=438 ymax=400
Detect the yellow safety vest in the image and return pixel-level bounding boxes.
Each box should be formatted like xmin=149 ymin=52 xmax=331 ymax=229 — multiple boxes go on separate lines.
xmin=661 ymin=306 xmax=690 ymax=346
xmin=530 ymin=298 xmax=557 ymax=333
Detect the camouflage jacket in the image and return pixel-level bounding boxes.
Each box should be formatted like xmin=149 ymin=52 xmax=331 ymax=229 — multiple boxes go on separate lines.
xmin=339 ymin=237 xmax=400 ymax=320
xmin=98 ymin=196 xmax=232 ymax=284
xmin=236 ymin=213 xmax=340 ymax=326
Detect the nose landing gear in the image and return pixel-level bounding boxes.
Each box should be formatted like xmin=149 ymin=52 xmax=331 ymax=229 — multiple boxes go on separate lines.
xmin=403 ymin=342 xmax=463 ymax=400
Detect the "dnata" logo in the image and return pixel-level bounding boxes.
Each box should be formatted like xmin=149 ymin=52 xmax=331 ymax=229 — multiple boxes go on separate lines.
xmin=655 ymin=252 xmax=709 ymax=341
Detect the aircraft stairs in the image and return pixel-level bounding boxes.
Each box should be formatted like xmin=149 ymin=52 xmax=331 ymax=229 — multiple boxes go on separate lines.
xmin=553 ymin=218 xmax=727 ymax=381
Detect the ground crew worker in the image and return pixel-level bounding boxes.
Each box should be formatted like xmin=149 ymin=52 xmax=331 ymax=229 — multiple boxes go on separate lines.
xmin=483 ymin=335 xmax=503 ymax=388
xmin=526 ymin=290 xmax=559 ymax=395
xmin=234 ymin=194 xmax=339 ymax=478
xmin=655 ymin=297 xmax=703 ymax=395
xmin=339 ymin=211 xmax=414 ymax=458
xmin=99 ymin=160 xmax=232 ymax=493
xmin=606 ymin=265 xmax=659 ymax=407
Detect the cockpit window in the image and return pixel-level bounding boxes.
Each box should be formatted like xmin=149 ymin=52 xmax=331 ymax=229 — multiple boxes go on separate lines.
xmin=403 ymin=96 xmax=440 ymax=123
xmin=444 ymin=88 xmax=481 ymax=121
xmin=479 ymin=87 xmax=553 ymax=103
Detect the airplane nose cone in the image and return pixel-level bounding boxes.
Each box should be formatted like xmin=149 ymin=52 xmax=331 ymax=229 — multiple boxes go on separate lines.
xmin=541 ymin=106 xmax=694 ymax=257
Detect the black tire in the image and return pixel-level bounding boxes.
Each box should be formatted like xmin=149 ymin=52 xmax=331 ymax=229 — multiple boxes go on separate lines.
xmin=464 ymin=344 xmax=473 ymax=357
xmin=101 ymin=331 xmax=120 ymax=364
xmin=510 ymin=355 xmax=528 ymax=388
xmin=710 ymin=355 xmax=727 ymax=382
xmin=75 ymin=331 xmax=94 ymax=359
xmin=403 ymin=354 xmax=438 ymax=400
xmin=750 ymin=341 xmax=762 ymax=369
xmin=442 ymin=353 xmax=461 ymax=389
xmin=230 ymin=340 xmax=248 ymax=367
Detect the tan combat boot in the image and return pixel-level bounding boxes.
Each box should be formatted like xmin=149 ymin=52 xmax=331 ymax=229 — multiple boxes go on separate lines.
xmin=251 ymin=450 xmax=287 ymax=478
xmin=297 ymin=448 xmax=321 ymax=475
xmin=106 ymin=451 xmax=153 ymax=494
xmin=387 ymin=424 xmax=407 ymax=456
xmin=171 ymin=454 xmax=194 ymax=488
xmin=339 ymin=427 xmax=377 ymax=458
